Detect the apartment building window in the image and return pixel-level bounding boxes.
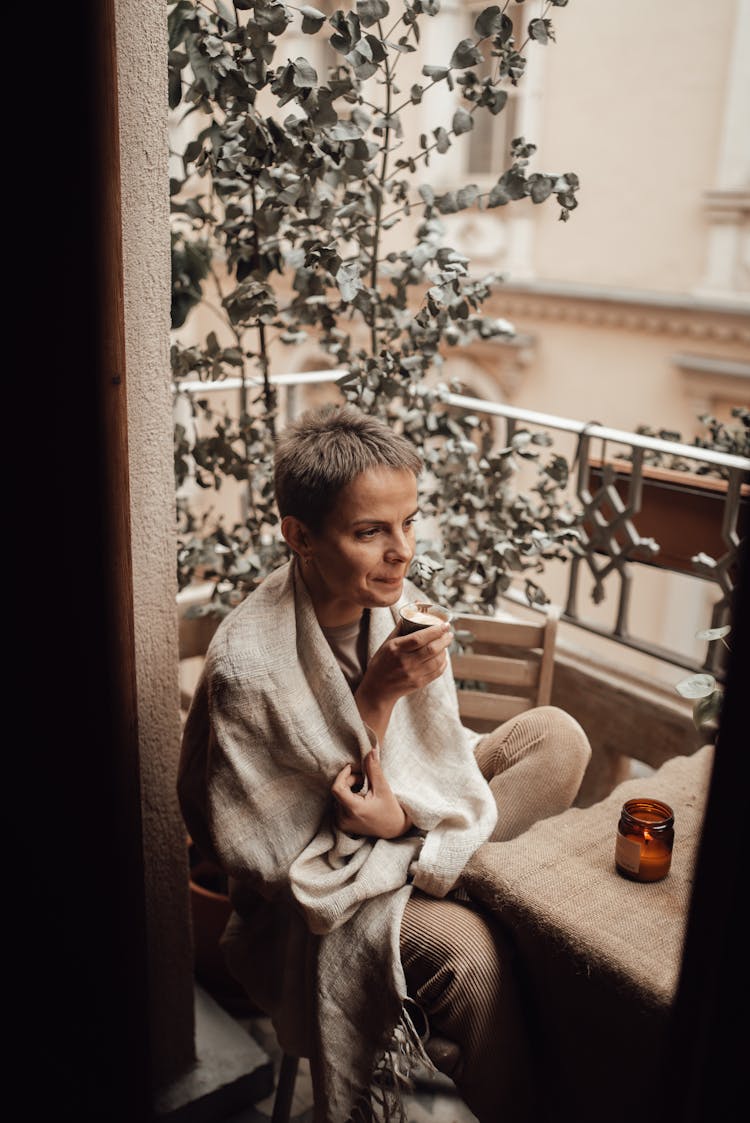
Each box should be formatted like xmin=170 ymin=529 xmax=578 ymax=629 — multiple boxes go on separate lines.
xmin=465 ymin=0 xmax=524 ymax=179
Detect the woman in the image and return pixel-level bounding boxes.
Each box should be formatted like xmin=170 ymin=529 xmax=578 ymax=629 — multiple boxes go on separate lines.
xmin=178 ymin=403 xmax=591 ymax=1122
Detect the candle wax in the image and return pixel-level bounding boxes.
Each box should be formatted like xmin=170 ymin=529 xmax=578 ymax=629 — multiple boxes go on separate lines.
xmin=618 ymin=830 xmax=672 ymax=882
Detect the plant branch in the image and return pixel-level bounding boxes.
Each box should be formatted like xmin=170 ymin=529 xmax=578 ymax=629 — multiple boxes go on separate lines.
xmin=250 ymin=183 xmax=275 ymax=436
xmin=368 ymin=20 xmax=395 ymax=355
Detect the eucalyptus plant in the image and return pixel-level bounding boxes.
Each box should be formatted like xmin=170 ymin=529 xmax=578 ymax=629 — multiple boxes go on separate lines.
xmin=634 ymin=407 xmax=750 ymax=477
xmin=169 ymin=0 xmax=580 ymax=615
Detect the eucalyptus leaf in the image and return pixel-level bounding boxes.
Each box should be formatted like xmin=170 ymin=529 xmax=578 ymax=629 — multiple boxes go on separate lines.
xmin=528 ymin=18 xmax=555 ymax=44
xmin=335 ymin=261 xmax=364 ymax=302
xmin=300 ymin=5 xmax=327 ymax=33
xmin=450 ymin=39 xmax=483 ymax=69
xmin=456 ymin=184 xmax=479 ymax=209
xmin=695 ymin=625 xmax=731 ymax=641
xmin=422 ymin=64 xmax=449 ymax=80
xmin=292 ymin=58 xmax=318 ymax=87
xmin=434 ymin=126 xmax=451 ymax=153
xmin=675 ymin=674 xmax=717 ymax=700
xmin=528 ymin=173 xmax=553 ymax=203
xmin=474 ymin=6 xmax=505 ymax=38
xmin=330 ymin=10 xmax=361 ymax=53
xmin=452 ymin=107 xmax=473 ymax=135
xmin=254 ymin=0 xmax=290 ymax=35
xmin=356 ymin=0 xmax=389 ymax=28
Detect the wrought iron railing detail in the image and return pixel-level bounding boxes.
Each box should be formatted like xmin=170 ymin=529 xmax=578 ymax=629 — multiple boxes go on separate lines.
xmin=445 ymin=392 xmax=749 ymax=676
xmin=568 ymin=440 xmax=659 ymax=637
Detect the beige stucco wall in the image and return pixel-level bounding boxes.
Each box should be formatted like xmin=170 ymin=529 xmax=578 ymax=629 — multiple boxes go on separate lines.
xmin=117 ymin=0 xmax=195 ymax=1087
xmin=534 ymin=0 xmax=739 ymax=292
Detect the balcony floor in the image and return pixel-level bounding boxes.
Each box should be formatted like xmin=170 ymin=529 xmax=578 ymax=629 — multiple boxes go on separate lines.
xmin=224 ymin=1014 xmax=478 ymax=1123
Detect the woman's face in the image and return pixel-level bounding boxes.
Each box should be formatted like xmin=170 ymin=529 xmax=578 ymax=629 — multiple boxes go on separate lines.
xmin=295 ymin=467 xmax=419 ymax=627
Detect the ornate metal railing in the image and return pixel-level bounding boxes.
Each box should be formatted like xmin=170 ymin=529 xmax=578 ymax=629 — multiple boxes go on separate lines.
xmin=445 ymin=392 xmax=748 ymax=676
xmin=174 ymin=371 xmax=749 ymax=675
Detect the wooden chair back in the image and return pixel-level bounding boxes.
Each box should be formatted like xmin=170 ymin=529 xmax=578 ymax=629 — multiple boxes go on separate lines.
xmin=178 ymin=612 xmax=220 ymax=716
xmin=451 ymin=607 xmax=559 ymax=734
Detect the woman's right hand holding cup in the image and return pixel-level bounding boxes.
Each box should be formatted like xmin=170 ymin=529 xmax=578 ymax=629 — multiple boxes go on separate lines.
xmin=354 ymin=610 xmax=453 ymax=742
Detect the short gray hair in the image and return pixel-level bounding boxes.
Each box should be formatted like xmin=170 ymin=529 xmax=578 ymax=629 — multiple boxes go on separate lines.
xmin=274 ymin=403 xmax=422 ymax=531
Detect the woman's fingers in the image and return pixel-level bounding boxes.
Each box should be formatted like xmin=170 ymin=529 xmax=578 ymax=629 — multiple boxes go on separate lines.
xmin=331 ymin=764 xmax=362 ymax=804
xmin=397 ymin=621 xmax=452 ymax=653
xmin=364 ymin=746 xmax=384 ymax=795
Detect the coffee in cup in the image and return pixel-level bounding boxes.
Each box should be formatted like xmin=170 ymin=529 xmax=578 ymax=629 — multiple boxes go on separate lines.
xmin=399 ymin=601 xmax=452 ymax=635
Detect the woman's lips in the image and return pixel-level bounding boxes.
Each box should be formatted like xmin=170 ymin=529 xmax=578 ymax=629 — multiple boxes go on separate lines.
xmin=375 ymin=576 xmax=404 ymax=585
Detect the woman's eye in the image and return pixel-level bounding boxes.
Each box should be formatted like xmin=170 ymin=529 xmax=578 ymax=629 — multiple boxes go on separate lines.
xmin=357 ymin=528 xmax=380 ymax=539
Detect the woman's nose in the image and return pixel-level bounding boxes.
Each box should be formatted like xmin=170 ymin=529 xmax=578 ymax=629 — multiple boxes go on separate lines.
xmin=385 ymin=529 xmax=413 ymax=562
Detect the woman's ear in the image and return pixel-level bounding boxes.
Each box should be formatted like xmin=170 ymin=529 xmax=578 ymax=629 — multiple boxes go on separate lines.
xmin=281 ymin=515 xmax=312 ymax=558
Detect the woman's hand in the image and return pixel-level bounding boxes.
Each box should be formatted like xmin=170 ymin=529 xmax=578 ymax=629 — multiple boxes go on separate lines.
xmin=332 ymin=746 xmax=412 ymax=840
xmin=354 ymin=620 xmax=453 ymax=742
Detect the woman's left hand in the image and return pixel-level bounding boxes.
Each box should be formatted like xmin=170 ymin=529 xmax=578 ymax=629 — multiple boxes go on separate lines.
xmin=332 ymin=747 xmax=412 ymax=839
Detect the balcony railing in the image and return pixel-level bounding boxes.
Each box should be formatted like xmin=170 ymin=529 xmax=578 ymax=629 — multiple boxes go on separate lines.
xmin=174 ymin=370 xmax=749 ymax=675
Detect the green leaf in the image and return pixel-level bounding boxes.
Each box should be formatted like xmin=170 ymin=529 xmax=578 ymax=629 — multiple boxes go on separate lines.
xmin=487 ymin=183 xmax=509 ymax=207
xmin=474 ymin=6 xmax=505 ymax=38
xmin=434 ymin=126 xmax=451 ymax=153
xmin=215 ymin=0 xmax=237 ymax=23
xmin=330 ymin=10 xmax=361 ymax=53
xmin=692 ymin=691 xmax=723 ymax=732
xmin=168 ymin=65 xmax=183 ymax=110
xmin=300 ymin=5 xmax=327 ymax=33
xmin=675 ymin=674 xmax=716 ymax=700
xmin=254 ymin=0 xmax=290 ymax=35
xmin=436 ymin=191 xmax=458 ymax=214
xmin=528 ymin=18 xmax=555 ymax=44
xmin=483 ymin=87 xmax=508 ymax=115
xmin=422 ymin=64 xmax=449 ymax=80
xmin=695 ymin=625 xmax=731 ymax=641
xmin=325 ymin=120 xmax=364 ymax=141
xmin=450 ymin=39 xmax=483 ymax=69
xmin=457 ymin=184 xmax=479 ymax=208
xmin=336 ymin=261 xmax=364 ymax=302
xmin=292 ymin=57 xmax=318 ymax=87
xmin=452 ymin=107 xmax=473 ymax=135
xmin=356 ymin=0 xmax=389 ymax=28
xmin=528 ymin=173 xmax=553 ymax=203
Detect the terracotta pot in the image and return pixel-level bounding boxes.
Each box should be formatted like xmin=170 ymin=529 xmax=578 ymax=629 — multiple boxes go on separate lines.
xmin=189 ymin=852 xmax=256 ymax=1015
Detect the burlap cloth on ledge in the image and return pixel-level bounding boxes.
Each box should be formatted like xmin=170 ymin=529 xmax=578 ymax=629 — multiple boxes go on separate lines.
xmin=461 ymin=744 xmax=714 ymax=1123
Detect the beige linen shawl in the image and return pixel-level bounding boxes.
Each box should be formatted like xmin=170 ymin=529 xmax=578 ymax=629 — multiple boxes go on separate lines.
xmin=178 ymin=559 xmax=497 ymax=1121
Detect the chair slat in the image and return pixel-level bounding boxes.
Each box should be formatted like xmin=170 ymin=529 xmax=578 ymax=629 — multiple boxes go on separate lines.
xmin=452 ymin=614 xmax=546 ymax=649
xmin=179 ymin=614 xmax=220 ymax=660
xmin=452 ymin=652 xmax=538 ymax=689
xmin=455 ymin=689 xmax=530 ymax=723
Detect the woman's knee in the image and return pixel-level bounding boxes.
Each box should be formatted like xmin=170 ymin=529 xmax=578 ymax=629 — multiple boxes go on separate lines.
xmin=533 ymin=705 xmax=591 ymax=768
xmin=477 ymin=705 xmax=591 ymax=775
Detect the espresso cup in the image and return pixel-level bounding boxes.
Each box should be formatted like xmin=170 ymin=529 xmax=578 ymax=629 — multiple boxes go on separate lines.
xmin=399 ymin=601 xmax=452 ymax=635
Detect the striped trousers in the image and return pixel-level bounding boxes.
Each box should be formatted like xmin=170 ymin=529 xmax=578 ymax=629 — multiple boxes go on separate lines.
xmin=400 ymin=706 xmax=591 ymax=1122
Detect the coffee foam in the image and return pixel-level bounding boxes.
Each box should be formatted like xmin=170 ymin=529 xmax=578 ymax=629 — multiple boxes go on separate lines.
xmin=402 ymin=607 xmax=443 ymax=626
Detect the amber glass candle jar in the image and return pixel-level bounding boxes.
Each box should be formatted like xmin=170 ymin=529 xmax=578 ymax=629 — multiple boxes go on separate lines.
xmin=615 ymin=799 xmax=675 ymax=882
